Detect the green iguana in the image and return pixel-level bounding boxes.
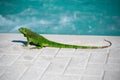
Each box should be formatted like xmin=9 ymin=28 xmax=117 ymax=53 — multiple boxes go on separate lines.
xmin=19 ymin=27 xmax=112 ymax=49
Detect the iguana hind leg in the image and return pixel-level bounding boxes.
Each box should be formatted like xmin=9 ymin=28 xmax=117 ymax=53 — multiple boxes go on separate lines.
xmin=37 ymin=46 xmax=43 ymax=49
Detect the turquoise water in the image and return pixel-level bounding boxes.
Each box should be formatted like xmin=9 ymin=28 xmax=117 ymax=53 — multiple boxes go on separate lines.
xmin=0 ymin=0 xmax=120 ymax=36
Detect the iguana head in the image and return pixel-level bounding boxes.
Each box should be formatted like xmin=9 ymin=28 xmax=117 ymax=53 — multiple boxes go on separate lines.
xmin=19 ymin=27 xmax=30 ymax=36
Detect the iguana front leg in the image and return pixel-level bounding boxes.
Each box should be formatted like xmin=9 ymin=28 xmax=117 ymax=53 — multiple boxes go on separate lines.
xmin=24 ymin=37 xmax=30 ymax=46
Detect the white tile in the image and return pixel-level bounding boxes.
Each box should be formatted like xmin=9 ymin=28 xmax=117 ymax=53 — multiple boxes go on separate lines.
xmin=83 ymin=69 xmax=104 ymax=77
xmin=75 ymin=48 xmax=108 ymax=54
xmin=33 ymin=57 xmax=51 ymax=69
xmin=65 ymin=68 xmax=85 ymax=75
xmin=40 ymin=47 xmax=59 ymax=57
xmin=17 ymin=49 xmax=40 ymax=62
xmin=45 ymin=57 xmax=70 ymax=75
xmin=74 ymin=50 xmax=90 ymax=58
xmin=104 ymin=64 xmax=120 ymax=71
xmin=56 ymin=48 xmax=75 ymax=57
xmin=66 ymin=57 xmax=88 ymax=69
xmin=41 ymin=75 xmax=81 ymax=80
xmin=75 ymin=49 xmax=91 ymax=54
xmin=0 ymin=65 xmax=27 ymax=80
xmin=87 ymin=64 xmax=104 ymax=70
xmin=0 ymin=54 xmax=19 ymax=66
xmin=108 ymin=37 xmax=120 ymax=48
xmin=89 ymin=49 xmax=108 ymax=53
xmin=82 ymin=76 xmax=101 ymax=80
xmin=0 ymin=42 xmax=13 ymax=50
xmin=13 ymin=61 xmax=33 ymax=68
xmin=0 ymin=34 xmax=120 ymax=80
xmin=0 ymin=66 xmax=6 ymax=77
xmin=107 ymin=58 xmax=120 ymax=64
xmin=109 ymin=49 xmax=120 ymax=59
xmin=7 ymin=45 xmax=24 ymax=54
xmin=64 ymin=57 xmax=89 ymax=75
xmin=20 ymin=66 xmax=48 ymax=80
xmin=104 ymin=71 xmax=120 ymax=80
xmin=41 ymin=75 xmax=61 ymax=80
xmin=0 ymin=50 xmax=4 ymax=57
xmin=89 ymin=53 xmax=107 ymax=64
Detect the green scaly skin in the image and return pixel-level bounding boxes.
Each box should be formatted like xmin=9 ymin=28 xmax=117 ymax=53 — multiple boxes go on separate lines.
xmin=19 ymin=27 xmax=112 ymax=49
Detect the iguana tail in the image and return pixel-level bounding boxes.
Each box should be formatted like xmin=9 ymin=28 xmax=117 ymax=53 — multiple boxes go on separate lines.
xmin=83 ymin=39 xmax=112 ymax=49
xmin=49 ymin=39 xmax=112 ymax=49
xmin=99 ymin=39 xmax=112 ymax=48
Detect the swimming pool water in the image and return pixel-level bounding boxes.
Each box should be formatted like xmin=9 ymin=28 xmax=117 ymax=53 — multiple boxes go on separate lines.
xmin=0 ymin=0 xmax=120 ymax=36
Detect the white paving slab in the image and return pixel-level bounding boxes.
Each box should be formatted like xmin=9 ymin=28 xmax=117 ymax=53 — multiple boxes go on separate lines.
xmin=0 ymin=34 xmax=120 ymax=80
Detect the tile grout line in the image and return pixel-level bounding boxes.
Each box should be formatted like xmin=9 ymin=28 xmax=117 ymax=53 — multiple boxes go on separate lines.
xmin=17 ymin=49 xmax=43 ymax=80
xmin=18 ymin=47 xmax=59 ymax=80
xmin=1 ymin=34 xmax=120 ymax=80
xmin=84 ymin=52 xmax=92 ymax=70
xmin=38 ymin=62 xmax=51 ymax=80
xmin=37 ymin=48 xmax=61 ymax=80
xmin=17 ymin=48 xmax=46 ymax=80
xmin=54 ymin=48 xmax=61 ymax=58
xmin=101 ymin=49 xmax=110 ymax=80
xmin=62 ymin=49 xmax=77 ymax=75
xmin=104 ymin=48 xmax=110 ymax=64
xmin=18 ymin=50 xmax=43 ymax=80
xmin=9 ymin=45 xmax=25 ymax=65
xmin=63 ymin=58 xmax=72 ymax=75
xmin=15 ymin=50 xmax=31 ymax=80
xmin=101 ymin=71 xmax=105 ymax=80
xmin=18 ymin=65 xmax=30 ymax=80
xmin=80 ymin=52 xmax=92 ymax=78
xmin=32 ymin=48 xmax=44 ymax=63
xmin=0 ymin=70 xmax=5 ymax=79
xmin=9 ymin=54 xmax=22 ymax=66
xmin=12 ymin=50 xmax=25 ymax=65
